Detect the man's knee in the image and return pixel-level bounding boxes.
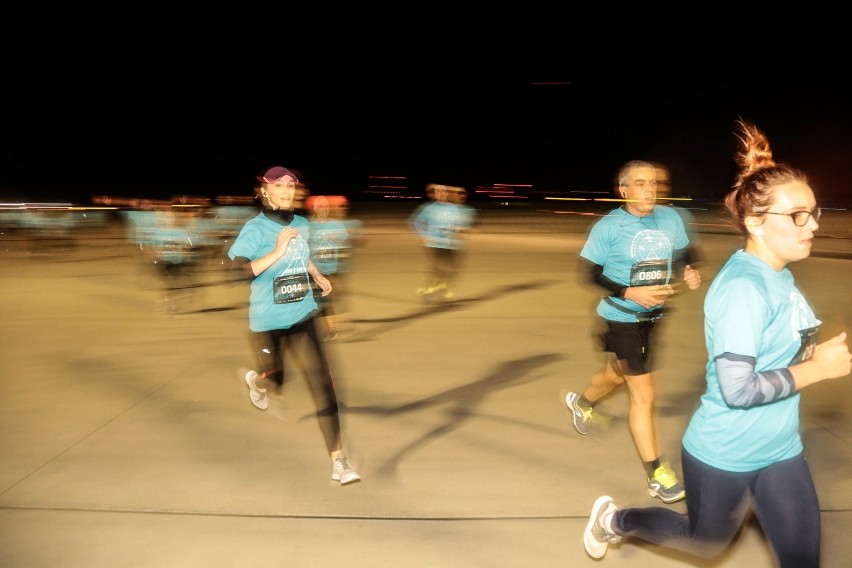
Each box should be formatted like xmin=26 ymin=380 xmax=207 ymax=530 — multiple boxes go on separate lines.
xmin=625 ymin=374 xmax=655 ymax=406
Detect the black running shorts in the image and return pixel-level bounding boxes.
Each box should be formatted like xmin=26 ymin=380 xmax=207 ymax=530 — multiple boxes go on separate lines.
xmin=597 ymin=319 xmax=661 ymax=375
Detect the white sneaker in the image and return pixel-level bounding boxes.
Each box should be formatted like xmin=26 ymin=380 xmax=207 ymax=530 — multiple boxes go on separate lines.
xmin=331 ymin=455 xmax=361 ymax=485
xmin=241 ymin=368 xmax=268 ymax=410
xmin=583 ymin=495 xmax=622 ymax=559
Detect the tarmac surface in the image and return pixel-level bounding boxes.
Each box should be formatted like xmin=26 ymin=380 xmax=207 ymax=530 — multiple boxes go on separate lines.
xmin=2 ymin=202 xmax=851 ymax=567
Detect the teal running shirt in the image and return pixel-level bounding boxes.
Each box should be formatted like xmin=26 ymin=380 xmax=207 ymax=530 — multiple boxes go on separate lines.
xmin=683 ymin=250 xmax=819 ymax=471
xmin=228 ymin=212 xmax=318 ymax=332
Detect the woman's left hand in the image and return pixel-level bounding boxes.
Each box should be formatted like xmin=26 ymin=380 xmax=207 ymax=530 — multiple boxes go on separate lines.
xmin=313 ymin=273 xmax=332 ymax=296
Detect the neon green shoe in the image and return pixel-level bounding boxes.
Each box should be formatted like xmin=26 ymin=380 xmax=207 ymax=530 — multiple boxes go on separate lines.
xmin=648 ymin=462 xmax=685 ymax=503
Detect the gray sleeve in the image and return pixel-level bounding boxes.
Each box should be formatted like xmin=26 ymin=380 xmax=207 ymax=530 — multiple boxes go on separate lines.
xmin=714 ymin=353 xmax=796 ymax=407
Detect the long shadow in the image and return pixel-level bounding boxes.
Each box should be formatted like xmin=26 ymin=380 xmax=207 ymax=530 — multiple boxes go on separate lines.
xmin=345 ymin=279 xmax=560 ymax=341
xmin=325 ymin=352 xmax=564 ymax=478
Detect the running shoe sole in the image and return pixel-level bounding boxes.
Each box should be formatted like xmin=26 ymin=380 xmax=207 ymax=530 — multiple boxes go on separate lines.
xmin=647 ymin=485 xmax=685 ymax=503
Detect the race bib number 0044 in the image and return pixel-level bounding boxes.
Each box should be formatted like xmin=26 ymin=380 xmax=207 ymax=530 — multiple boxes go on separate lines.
xmin=273 ymin=273 xmax=310 ymax=304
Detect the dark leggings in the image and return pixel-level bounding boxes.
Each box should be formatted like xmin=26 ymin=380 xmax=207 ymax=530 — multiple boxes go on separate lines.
xmin=427 ymin=247 xmax=459 ymax=283
xmin=248 ymin=318 xmax=342 ymax=454
xmin=317 ymin=273 xmax=346 ymax=318
xmin=614 ymin=448 xmax=820 ymax=567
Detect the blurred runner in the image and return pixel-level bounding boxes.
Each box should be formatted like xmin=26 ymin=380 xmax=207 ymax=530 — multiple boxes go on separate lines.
xmin=308 ymin=194 xmax=356 ymax=340
xmin=227 ymin=166 xmax=360 ymax=485
xmin=654 ymin=162 xmax=703 ymax=269
xmin=146 ymin=205 xmax=205 ymax=315
xmin=409 ymin=183 xmax=476 ymax=301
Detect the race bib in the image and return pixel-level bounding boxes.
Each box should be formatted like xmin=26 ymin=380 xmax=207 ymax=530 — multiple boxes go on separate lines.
xmin=630 ymin=260 xmax=669 ymax=286
xmin=789 ymin=324 xmax=820 ymax=365
xmin=272 ymin=273 xmax=310 ymax=304
xmin=315 ymin=247 xmax=337 ymax=263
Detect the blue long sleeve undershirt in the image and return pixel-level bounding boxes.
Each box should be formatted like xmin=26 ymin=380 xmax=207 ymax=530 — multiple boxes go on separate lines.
xmin=715 ymin=352 xmax=796 ymax=407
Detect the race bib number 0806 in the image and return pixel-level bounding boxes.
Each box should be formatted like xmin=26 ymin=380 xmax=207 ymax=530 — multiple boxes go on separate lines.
xmin=630 ymin=260 xmax=669 ymax=286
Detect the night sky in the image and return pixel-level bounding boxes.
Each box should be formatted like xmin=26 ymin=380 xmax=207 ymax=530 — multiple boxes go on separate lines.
xmin=3 ymin=59 xmax=850 ymax=208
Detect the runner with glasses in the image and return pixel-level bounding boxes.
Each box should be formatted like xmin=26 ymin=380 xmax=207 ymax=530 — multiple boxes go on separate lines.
xmin=762 ymin=207 xmax=821 ymax=226
xmin=582 ymin=120 xmax=851 ymax=566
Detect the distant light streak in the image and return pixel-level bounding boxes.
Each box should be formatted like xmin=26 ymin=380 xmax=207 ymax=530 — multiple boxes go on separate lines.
xmin=0 ymin=202 xmax=74 ymax=209
xmin=548 ymin=210 xmax=602 ymax=216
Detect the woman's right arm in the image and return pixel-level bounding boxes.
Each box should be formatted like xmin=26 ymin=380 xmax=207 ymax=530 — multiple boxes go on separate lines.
xmin=247 ymin=227 xmax=298 ymax=276
xmin=716 ymin=332 xmax=851 ymax=407
xmin=790 ymin=332 xmax=852 ymax=389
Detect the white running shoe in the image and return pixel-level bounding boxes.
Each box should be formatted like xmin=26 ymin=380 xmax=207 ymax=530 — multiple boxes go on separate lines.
xmin=584 ymin=495 xmax=622 ymax=559
xmin=331 ymin=455 xmax=361 ymax=485
xmin=241 ymin=368 xmax=268 ymax=410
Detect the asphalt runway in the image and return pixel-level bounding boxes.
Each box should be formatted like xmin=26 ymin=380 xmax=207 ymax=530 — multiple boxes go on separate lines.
xmin=1 ymin=203 xmax=850 ymax=567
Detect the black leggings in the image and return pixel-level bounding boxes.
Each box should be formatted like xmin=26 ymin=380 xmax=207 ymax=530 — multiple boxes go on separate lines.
xmin=614 ymin=448 xmax=820 ymax=567
xmin=247 ymin=318 xmax=342 ymax=454
xmin=427 ymin=246 xmax=460 ymax=283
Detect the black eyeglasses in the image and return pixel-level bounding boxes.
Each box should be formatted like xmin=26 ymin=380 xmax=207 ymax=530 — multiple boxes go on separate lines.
xmin=762 ymin=207 xmax=821 ymax=227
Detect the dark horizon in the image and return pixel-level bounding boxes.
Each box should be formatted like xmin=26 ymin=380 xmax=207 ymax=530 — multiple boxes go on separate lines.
xmin=3 ymin=74 xmax=850 ymax=209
